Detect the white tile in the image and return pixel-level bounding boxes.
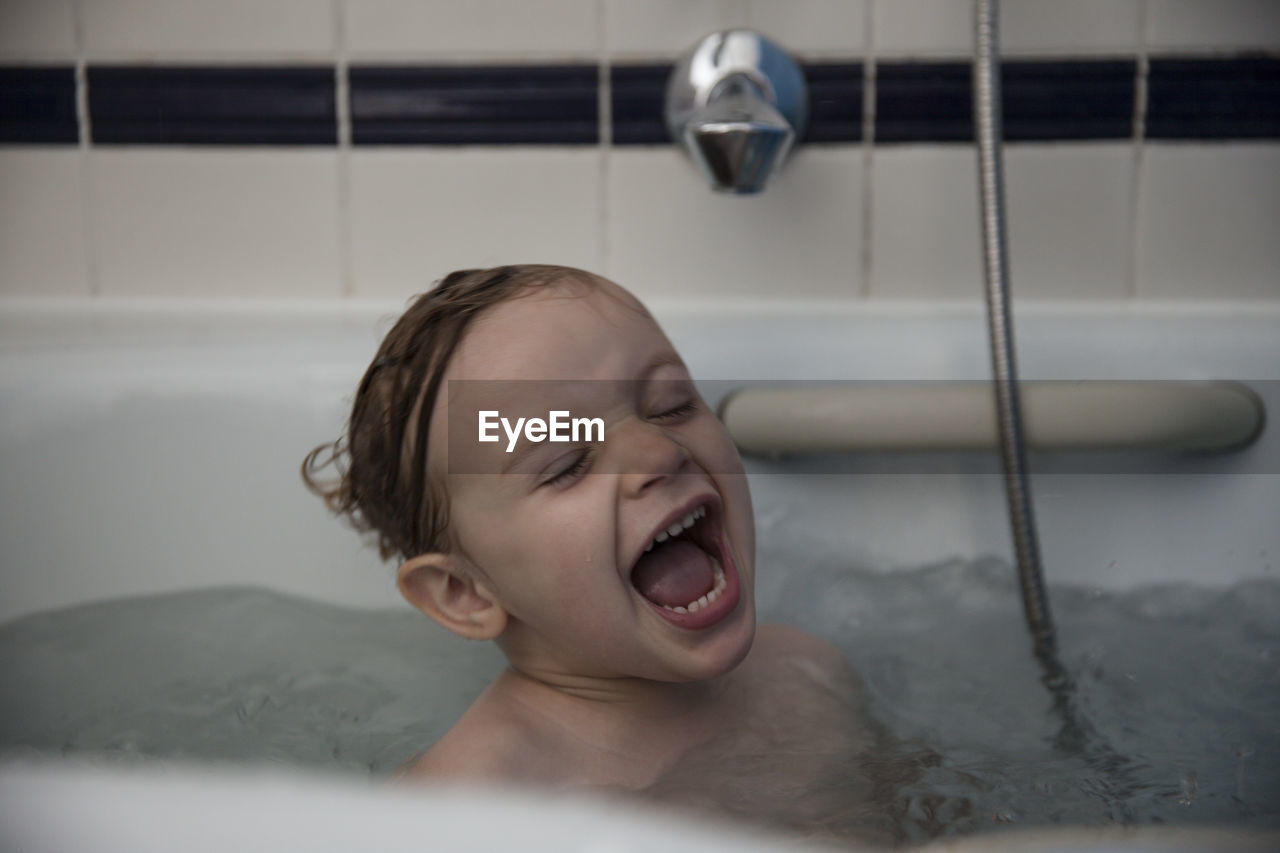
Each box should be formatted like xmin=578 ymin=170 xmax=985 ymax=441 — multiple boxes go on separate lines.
xmin=876 ymin=0 xmax=1144 ymax=57
xmin=90 ymin=150 xmax=341 ymax=298
xmin=606 ymin=0 xmax=748 ymax=58
xmin=607 ymin=146 xmax=863 ymax=301
xmin=1002 ymin=0 xmax=1142 ymax=56
xmin=874 ymin=0 xmax=971 ymax=56
xmin=0 ymin=150 xmax=89 ymax=297
xmin=346 ymin=0 xmax=598 ymax=59
xmin=1004 ymin=144 xmax=1133 ymax=299
xmin=82 ymin=0 xmax=335 ymax=59
xmin=870 ymin=146 xmax=981 ymax=298
xmin=1148 ymin=0 xmax=1280 ymax=51
xmin=1139 ymin=143 xmax=1280 ymax=300
xmin=0 ymin=0 xmax=76 ymax=58
xmin=746 ymin=0 xmax=867 ymax=57
xmin=349 ymin=148 xmax=601 ymax=300
xmin=873 ymin=145 xmax=1135 ymax=300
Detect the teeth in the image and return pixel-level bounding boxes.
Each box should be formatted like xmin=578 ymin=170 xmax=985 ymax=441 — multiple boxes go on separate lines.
xmin=643 ymin=505 xmax=709 ymax=554
xmin=660 ymin=566 xmax=727 ymax=614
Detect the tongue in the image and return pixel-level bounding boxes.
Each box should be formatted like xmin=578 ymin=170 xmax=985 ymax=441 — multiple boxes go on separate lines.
xmin=632 ymin=540 xmax=714 ymax=607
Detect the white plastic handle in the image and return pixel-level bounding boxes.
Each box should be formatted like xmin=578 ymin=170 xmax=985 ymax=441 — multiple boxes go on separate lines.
xmin=718 ymin=381 xmax=1265 ymax=454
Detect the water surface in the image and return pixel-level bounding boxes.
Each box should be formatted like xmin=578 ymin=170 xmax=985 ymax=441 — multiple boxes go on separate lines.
xmin=1 ymin=556 xmax=1276 ymax=842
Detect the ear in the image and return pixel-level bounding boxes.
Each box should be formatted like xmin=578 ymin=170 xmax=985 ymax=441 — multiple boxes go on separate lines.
xmin=398 ymin=553 xmax=508 ymax=641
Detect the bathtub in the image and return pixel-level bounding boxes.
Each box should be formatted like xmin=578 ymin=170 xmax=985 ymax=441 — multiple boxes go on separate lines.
xmin=1 ymin=298 xmax=1277 ymax=851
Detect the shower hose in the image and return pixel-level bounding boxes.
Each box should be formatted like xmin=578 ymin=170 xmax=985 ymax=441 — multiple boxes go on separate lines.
xmin=972 ymin=0 xmax=1065 ymax=685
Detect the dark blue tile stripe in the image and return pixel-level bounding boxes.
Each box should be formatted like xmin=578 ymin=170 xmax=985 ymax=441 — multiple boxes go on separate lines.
xmin=1148 ymin=57 xmax=1280 ymax=140
xmin=611 ymin=65 xmax=668 ymax=144
xmin=877 ymin=62 xmax=971 ymax=143
xmin=0 ymin=67 xmax=78 ymax=144
xmin=89 ymin=66 xmax=335 ymax=145
xmin=877 ymin=60 xmax=1135 ymax=143
xmin=350 ymin=65 xmax=597 ymax=144
xmin=2 ymin=57 xmax=1273 ymax=147
xmin=804 ymin=63 xmax=863 ymax=143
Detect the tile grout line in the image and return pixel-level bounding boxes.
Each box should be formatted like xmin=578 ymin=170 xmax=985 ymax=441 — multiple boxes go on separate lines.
xmin=860 ymin=0 xmax=877 ymax=299
xmin=596 ymin=0 xmax=612 ymax=277
xmin=71 ymin=0 xmax=101 ymax=299
xmin=1129 ymin=0 xmax=1151 ymax=301
xmin=334 ymin=0 xmax=354 ymax=299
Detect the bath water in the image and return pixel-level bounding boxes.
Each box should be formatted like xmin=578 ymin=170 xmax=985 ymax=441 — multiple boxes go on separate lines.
xmin=1 ymin=556 xmax=1277 ymax=844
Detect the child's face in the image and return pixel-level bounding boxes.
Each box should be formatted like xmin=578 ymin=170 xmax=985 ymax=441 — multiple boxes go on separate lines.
xmin=429 ymin=279 xmax=756 ymax=684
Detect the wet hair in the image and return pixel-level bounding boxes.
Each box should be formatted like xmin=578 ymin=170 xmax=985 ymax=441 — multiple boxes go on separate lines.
xmin=302 ymin=264 xmax=600 ymax=562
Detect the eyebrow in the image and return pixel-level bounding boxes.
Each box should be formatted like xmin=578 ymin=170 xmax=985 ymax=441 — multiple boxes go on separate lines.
xmin=642 ymin=352 xmax=689 ymax=378
xmin=500 ymin=434 xmax=555 ymax=476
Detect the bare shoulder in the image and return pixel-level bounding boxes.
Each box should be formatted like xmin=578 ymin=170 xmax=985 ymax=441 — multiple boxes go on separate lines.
xmin=744 ymin=623 xmax=867 ymax=702
xmin=393 ymin=711 xmax=535 ymax=784
xmin=752 ymin=623 xmax=851 ymax=671
xmin=721 ymin=624 xmax=878 ymax=756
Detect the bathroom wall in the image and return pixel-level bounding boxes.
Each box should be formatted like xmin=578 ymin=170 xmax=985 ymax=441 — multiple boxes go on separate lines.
xmin=1 ymin=0 xmax=1277 ymax=305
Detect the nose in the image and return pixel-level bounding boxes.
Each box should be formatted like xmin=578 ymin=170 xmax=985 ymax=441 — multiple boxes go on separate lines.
xmin=615 ymin=418 xmax=692 ymax=496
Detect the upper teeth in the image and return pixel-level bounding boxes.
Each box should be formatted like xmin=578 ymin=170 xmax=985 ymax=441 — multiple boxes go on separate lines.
xmin=644 ymin=505 xmax=707 ymax=552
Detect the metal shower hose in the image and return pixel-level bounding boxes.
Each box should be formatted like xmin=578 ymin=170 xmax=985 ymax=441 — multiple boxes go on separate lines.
xmin=972 ymin=0 xmax=1062 ymax=677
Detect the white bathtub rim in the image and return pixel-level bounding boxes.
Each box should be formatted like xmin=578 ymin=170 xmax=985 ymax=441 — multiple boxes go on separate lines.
xmin=0 ymin=758 xmax=830 ymax=853
xmin=1 ymin=758 xmax=1275 ymax=853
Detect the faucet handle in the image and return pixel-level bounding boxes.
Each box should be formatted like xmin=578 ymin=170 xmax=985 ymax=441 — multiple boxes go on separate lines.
xmin=665 ymin=30 xmax=809 ymax=194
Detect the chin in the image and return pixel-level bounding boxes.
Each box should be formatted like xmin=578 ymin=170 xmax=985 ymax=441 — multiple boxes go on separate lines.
xmin=721 ymin=602 xmax=758 ymax=671
xmin=673 ymin=601 xmax=757 ymax=682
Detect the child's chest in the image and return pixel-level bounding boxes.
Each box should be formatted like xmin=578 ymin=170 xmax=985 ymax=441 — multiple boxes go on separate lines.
xmin=639 ymin=647 xmax=899 ymax=843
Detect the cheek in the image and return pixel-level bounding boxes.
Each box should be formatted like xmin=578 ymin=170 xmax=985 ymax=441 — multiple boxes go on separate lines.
xmin=528 ymin=488 xmax=614 ymax=555
xmin=694 ymin=420 xmax=756 ymax=573
xmin=690 ymin=415 xmax=745 ymax=472
xmin=721 ymin=472 xmax=756 ymax=570
xmin=464 ymin=489 xmax=617 ymax=593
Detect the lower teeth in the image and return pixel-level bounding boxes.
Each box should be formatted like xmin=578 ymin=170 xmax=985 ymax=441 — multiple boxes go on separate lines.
xmin=664 ymin=567 xmax=726 ymax=614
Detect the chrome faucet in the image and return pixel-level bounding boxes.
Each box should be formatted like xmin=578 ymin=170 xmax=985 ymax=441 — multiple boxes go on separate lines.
xmin=664 ymin=30 xmax=809 ymax=194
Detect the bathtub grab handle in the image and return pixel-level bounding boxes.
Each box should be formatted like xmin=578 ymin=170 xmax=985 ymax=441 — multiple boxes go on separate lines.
xmin=718 ymin=381 xmax=1266 ymax=455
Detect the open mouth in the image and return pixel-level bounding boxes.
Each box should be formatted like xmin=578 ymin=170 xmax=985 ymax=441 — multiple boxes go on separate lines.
xmin=629 ymin=499 xmax=740 ymax=629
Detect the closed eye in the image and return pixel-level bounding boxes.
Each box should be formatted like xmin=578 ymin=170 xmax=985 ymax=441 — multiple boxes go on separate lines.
xmin=651 ymin=400 xmax=698 ymax=420
xmin=541 ymin=449 xmax=592 ymax=487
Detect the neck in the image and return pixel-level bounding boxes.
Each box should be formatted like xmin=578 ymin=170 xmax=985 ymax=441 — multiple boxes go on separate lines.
xmin=494 ymin=665 xmax=727 ymax=786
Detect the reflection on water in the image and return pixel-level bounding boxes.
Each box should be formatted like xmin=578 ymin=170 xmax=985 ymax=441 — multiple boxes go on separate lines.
xmin=1 ymin=556 xmax=1277 ymax=845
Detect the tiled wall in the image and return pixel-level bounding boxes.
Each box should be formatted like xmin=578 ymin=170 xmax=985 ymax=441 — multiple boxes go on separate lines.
xmin=1 ymin=0 xmax=1277 ymax=303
